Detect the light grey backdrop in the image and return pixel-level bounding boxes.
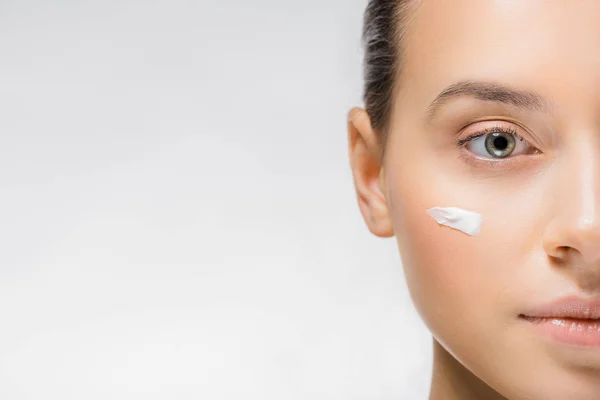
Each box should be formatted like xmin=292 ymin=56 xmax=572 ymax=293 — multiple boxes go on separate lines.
xmin=0 ymin=0 xmax=431 ymax=398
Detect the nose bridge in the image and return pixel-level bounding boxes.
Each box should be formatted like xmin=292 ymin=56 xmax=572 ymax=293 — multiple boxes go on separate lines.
xmin=549 ymin=139 xmax=600 ymax=264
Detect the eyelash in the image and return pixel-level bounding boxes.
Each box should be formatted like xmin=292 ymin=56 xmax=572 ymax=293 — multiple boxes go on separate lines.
xmin=454 ymin=125 xmax=523 ymax=147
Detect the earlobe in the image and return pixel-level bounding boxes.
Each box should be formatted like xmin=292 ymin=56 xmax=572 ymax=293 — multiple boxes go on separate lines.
xmin=347 ymin=107 xmax=394 ymax=238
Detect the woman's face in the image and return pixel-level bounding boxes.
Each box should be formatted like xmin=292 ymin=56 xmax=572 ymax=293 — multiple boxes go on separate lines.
xmin=351 ymin=0 xmax=600 ymax=398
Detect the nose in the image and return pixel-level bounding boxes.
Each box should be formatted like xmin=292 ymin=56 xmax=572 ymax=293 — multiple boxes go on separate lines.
xmin=543 ymin=146 xmax=600 ymax=267
xmin=544 ymin=217 xmax=600 ymax=265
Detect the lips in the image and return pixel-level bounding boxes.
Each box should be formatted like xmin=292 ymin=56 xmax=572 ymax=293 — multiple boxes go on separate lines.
xmin=520 ymin=296 xmax=600 ymax=320
xmin=520 ymin=296 xmax=600 ymax=347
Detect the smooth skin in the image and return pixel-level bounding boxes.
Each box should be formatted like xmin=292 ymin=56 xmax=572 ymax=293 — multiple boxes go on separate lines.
xmin=349 ymin=1 xmax=600 ymax=399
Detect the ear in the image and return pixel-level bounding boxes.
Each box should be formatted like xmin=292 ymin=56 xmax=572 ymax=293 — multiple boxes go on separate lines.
xmin=347 ymin=107 xmax=394 ymax=238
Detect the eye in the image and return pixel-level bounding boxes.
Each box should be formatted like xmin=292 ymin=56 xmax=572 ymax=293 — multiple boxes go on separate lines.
xmin=464 ymin=128 xmax=535 ymax=159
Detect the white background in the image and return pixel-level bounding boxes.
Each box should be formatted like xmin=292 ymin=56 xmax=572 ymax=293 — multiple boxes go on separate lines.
xmin=0 ymin=0 xmax=431 ymax=398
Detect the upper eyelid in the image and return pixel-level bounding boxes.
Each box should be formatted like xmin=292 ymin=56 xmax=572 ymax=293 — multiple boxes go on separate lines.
xmin=457 ymin=122 xmax=537 ymax=145
xmin=456 ymin=125 xmax=524 ymax=146
xmin=462 ymin=123 xmax=519 ymax=136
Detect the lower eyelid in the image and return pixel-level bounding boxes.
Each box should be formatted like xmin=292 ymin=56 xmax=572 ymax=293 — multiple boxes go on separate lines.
xmin=457 ymin=147 xmax=533 ymax=171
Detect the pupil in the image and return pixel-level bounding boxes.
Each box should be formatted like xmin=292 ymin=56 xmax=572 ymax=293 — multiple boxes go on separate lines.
xmin=493 ymin=136 xmax=508 ymax=150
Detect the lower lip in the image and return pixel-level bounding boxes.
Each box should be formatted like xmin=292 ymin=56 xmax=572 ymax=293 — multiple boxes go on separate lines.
xmin=521 ymin=316 xmax=600 ymax=347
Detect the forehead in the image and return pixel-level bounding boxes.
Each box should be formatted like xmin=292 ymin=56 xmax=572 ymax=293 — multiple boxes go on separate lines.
xmin=399 ymin=0 xmax=600 ymax=110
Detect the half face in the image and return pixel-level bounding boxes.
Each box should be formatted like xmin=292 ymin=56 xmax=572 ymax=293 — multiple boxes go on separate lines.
xmin=351 ymin=0 xmax=600 ymax=398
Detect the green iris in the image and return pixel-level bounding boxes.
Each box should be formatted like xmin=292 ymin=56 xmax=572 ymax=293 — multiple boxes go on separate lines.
xmin=485 ymin=132 xmax=516 ymax=158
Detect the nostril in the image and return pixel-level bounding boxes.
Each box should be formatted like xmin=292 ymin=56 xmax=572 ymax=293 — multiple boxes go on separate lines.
xmin=557 ymin=246 xmax=570 ymax=255
xmin=548 ymin=246 xmax=571 ymax=264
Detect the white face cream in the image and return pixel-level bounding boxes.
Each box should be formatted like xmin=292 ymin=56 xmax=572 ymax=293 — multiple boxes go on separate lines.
xmin=426 ymin=207 xmax=483 ymax=237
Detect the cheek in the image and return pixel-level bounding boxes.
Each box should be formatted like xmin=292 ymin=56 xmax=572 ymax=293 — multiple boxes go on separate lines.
xmin=385 ymin=161 xmax=568 ymax=395
xmin=393 ymin=196 xmax=487 ymax=329
xmin=385 ymin=160 xmax=543 ymax=340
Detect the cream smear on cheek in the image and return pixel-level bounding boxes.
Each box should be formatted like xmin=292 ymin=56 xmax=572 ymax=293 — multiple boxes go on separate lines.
xmin=426 ymin=207 xmax=483 ymax=237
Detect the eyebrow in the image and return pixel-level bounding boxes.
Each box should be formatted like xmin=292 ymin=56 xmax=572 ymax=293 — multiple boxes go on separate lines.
xmin=425 ymin=80 xmax=551 ymax=120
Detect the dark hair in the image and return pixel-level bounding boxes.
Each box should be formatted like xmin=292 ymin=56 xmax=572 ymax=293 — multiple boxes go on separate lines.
xmin=363 ymin=0 xmax=417 ymax=156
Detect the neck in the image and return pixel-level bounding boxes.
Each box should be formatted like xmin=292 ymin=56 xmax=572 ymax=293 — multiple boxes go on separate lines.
xmin=428 ymin=339 xmax=507 ymax=400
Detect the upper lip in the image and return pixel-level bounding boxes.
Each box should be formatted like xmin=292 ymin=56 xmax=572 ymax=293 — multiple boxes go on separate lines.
xmin=521 ymin=296 xmax=600 ymax=320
